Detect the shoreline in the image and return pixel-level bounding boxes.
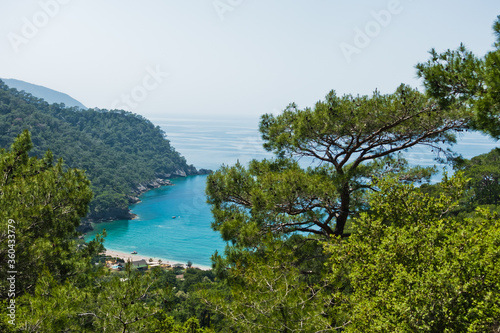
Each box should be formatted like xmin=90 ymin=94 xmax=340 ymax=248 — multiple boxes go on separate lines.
xmin=102 ymin=249 xmax=212 ymax=271
xmin=82 ymin=173 xmax=212 ymax=229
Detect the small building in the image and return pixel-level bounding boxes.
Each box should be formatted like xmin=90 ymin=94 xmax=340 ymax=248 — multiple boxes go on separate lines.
xmin=131 ymin=259 xmax=149 ymax=271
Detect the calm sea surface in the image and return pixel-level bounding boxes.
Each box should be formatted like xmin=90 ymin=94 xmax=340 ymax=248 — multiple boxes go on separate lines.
xmin=85 ymin=174 xmax=219 ymax=268
xmin=85 ymin=117 xmax=499 ymax=267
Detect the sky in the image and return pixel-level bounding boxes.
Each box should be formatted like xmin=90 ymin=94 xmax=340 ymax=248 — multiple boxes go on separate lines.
xmin=1 ymin=0 xmax=500 ymax=121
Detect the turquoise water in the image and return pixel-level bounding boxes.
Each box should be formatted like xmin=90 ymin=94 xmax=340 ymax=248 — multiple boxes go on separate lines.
xmin=86 ymin=117 xmax=499 ymax=268
xmin=85 ymin=175 xmax=225 ymax=268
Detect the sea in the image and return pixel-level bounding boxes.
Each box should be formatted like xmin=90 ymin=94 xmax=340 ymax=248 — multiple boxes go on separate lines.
xmin=85 ymin=116 xmax=499 ymax=268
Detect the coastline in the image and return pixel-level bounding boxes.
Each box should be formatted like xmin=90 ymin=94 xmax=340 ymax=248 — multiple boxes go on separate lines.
xmin=81 ymin=170 xmax=212 ymax=231
xmin=103 ymin=249 xmax=212 ymax=271
xmin=86 ymin=174 xmax=218 ymax=272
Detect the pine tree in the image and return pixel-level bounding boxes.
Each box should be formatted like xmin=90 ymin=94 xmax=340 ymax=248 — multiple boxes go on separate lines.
xmin=0 ymin=130 xmax=93 ymax=299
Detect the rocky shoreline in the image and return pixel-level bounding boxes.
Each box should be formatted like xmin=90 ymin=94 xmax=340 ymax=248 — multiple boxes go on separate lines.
xmin=78 ymin=168 xmax=212 ymax=233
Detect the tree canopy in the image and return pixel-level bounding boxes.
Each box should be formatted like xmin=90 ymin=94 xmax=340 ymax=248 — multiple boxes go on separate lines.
xmin=457 ymin=147 xmax=500 ymax=208
xmin=207 ymin=84 xmax=467 ymax=244
xmin=0 ymin=133 xmax=223 ymax=331
xmin=325 ymin=174 xmax=500 ymax=332
xmin=416 ymin=15 xmax=500 ymax=138
xmin=0 ymin=130 xmax=95 ymax=299
xmin=203 ymin=15 xmax=500 ymax=333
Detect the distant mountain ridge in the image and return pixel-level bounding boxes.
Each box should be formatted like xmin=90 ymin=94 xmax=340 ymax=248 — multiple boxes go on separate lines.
xmin=2 ymin=78 xmax=87 ymax=109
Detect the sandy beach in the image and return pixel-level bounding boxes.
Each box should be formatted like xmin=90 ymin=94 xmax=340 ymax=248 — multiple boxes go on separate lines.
xmin=102 ymin=249 xmax=212 ymax=271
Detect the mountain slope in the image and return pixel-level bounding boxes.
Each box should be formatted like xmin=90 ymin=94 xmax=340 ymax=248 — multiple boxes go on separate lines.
xmin=0 ymin=79 xmax=207 ymax=226
xmin=2 ymin=78 xmax=87 ymax=109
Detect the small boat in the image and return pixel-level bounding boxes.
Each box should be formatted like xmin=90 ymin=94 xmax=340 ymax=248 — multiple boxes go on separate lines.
xmin=172 ymin=216 xmax=176 ymax=219
xmin=131 ymin=251 xmax=137 ymax=254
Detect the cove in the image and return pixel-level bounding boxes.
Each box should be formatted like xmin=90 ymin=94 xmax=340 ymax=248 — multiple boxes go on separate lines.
xmin=84 ymin=175 xmax=225 ymax=268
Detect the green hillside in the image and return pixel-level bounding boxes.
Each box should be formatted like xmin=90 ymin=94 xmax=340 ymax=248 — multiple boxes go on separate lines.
xmin=0 ymin=79 xmax=207 ymax=225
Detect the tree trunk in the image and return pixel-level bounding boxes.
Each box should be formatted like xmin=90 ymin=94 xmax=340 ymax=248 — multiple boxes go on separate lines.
xmin=333 ymin=184 xmax=350 ymax=236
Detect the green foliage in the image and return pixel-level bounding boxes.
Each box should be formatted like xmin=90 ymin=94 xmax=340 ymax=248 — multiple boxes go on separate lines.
xmin=260 ymin=85 xmax=463 ymax=161
xmin=15 ymin=268 xmax=90 ymax=331
xmin=456 ymin=148 xmax=500 ymax=208
xmin=417 ymin=15 xmax=500 ymax=138
xmin=202 ymin=20 xmax=500 ymax=332
xmin=205 ymin=59 xmax=481 ymax=333
xmin=80 ymin=266 xmax=169 ymax=332
xmin=0 ymin=80 xmax=196 ymax=221
xmin=207 ymin=84 xmax=463 ymax=244
xmin=14 ymin=262 xmax=220 ymax=331
xmin=161 ymin=268 xmax=222 ymax=328
xmin=0 ymin=130 xmax=97 ymax=299
xmin=0 ymin=131 xmax=219 ymax=332
xmin=152 ymin=313 xmax=212 ymax=333
xmin=207 ymin=159 xmax=341 ymax=245
xmin=202 ymin=235 xmax=332 ymax=332
xmin=324 ymin=174 xmax=500 ymax=332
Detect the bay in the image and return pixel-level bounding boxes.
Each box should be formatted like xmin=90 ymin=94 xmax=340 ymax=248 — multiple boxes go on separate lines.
xmin=86 ymin=117 xmax=499 ymax=268
xmin=85 ymin=174 xmax=223 ymax=268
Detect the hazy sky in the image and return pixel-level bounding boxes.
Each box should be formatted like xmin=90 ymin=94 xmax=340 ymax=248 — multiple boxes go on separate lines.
xmin=1 ymin=0 xmax=499 ymax=120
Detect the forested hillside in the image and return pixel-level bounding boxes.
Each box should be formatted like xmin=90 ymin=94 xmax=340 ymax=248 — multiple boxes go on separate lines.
xmin=0 ymin=80 xmax=206 ymax=223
